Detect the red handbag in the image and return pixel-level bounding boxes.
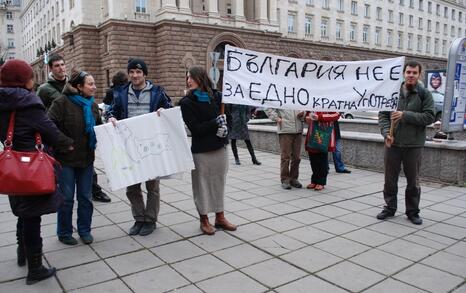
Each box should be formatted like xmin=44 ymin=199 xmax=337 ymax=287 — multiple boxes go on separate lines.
xmin=0 ymin=112 xmax=57 ymax=196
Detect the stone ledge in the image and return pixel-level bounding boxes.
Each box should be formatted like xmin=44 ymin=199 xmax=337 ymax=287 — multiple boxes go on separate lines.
xmin=246 ymin=125 xmax=466 ymax=185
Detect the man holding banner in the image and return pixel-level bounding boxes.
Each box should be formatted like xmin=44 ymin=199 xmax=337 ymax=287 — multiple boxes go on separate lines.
xmin=377 ymin=61 xmax=434 ymax=225
xmin=107 ymin=58 xmax=172 ymax=236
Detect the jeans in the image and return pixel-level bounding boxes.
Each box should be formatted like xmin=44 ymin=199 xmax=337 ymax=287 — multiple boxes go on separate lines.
xmin=332 ymin=138 xmax=346 ymax=172
xmin=57 ymin=164 xmax=94 ymax=237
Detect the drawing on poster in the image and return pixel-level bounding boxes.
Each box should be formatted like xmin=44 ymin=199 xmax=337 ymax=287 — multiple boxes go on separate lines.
xmin=116 ymin=123 xmax=170 ymax=163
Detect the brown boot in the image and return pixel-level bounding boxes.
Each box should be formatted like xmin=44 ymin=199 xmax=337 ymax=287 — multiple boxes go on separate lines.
xmin=200 ymin=215 xmax=215 ymax=235
xmin=215 ymin=212 xmax=237 ymax=231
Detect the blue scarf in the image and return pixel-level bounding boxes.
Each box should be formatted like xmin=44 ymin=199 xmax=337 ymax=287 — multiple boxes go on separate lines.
xmin=193 ymin=89 xmax=211 ymax=103
xmin=68 ymin=95 xmax=97 ymax=150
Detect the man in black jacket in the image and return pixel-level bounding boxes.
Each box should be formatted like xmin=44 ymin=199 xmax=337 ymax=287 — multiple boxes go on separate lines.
xmin=37 ymin=54 xmax=111 ymax=203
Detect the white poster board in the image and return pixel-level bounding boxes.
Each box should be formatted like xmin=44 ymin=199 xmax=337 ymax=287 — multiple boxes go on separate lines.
xmin=94 ymin=107 xmax=194 ymax=191
xmin=222 ymin=45 xmax=404 ymax=111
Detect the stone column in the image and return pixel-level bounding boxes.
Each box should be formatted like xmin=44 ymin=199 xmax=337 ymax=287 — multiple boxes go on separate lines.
xmin=233 ymin=0 xmax=245 ymax=20
xmin=178 ymin=0 xmax=191 ymax=13
xmin=255 ymin=0 xmax=269 ymax=23
xmin=160 ymin=0 xmax=177 ymax=11
xmin=269 ymin=0 xmax=278 ymax=25
xmin=208 ymin=0 xmax=219 ymax=17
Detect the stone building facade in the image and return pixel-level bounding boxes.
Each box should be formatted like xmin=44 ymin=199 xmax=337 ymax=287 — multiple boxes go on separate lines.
xmin=31 ymin=18 xmax=447 ymax=101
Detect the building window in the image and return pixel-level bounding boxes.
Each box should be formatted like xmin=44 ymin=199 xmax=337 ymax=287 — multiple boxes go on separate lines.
xmin=350 ymin=23 xmax=356 ymax=41
xmin=388 ymin=10 xmax=393 ymax=23
xmin=427 ymin=1 xmax=432 ymax=13
xmin=321 ymin=0 xmax=329 ymax=9
xmin=442 ymin=40 xmax=447 ymax=55
xmin=287 ymin=14 xmax=296 ymax=32
xmin=226 ymin=3 xmax=232 ymax=15
xmin=375 ymin=28 xmax=381 ymax=45
xmin=6 ymin=11 xmax=12 ymax=19
xmin=305 ymin=0 xmax=314 ymax=6
xmin=436 ymin=4 xmax=440 ymax=16
xmin=459 ymin=28 xmax=462 ymax=39
xmin=386 ymin=30 xmax=393 ymax=47
xmin=419 ymin=0 xmax=423 ymax=11
xmin=426 ymin=36 xmax=431 ymax=52
xmin=336 ymin=21 xmax=343 ymax=39
xmin=397 ymin=32 xmax=403 ymax=49
xmin=418 ymin=17 xmax=423 ymax=30
xmin=61 ymin=0 xmax=64 ymax=11
xmin=434 ymin=38 xmax=439 ymax=54
xmin=409 ymin=0 xmax=414 ymax=8
xmin=409 ymin=15 xmax=413 ymax=27
xmin=362 ymin=25 xmax=369 ymax=43
xmin=320 ymin=18 xmax=328 ymax=38
xmin=337 ymin=0 xmax=344 ymax=11
xmin=7 ymin=24 xmax=14 ymax=33
xmin=399 ymin=0 xmax=404 ymax=6
xmin=444 ymin=7 xmax=447 ymax=18
xmin=427 ymin=20 xmax=431 ymax=31
xmin=407 ymin=33 xmax=413 ymax=50
xmin=305 ymin=15 xmax=312 ymax=35
xmin=351 ymin=1 xmax=357 ymax=15
xmin=435 ymin=22 xmax=440 ymax=33
xmin=459 ymin=11 xmax=463 ymax=22
xmin=451 ymin=26 xmax=455 ymax=37
xmin=452 ymin=9 xmax=456 ymax=20
xmin=444 ymin=24 xmax=447 ymax=35
xmin=7 ymin=39 xmax=14 ymax=48
xmin=417 ymin=35 xmax=422 ymax=52
xmin=69 ymin=0 xmax=74 ymax=9
xmin=375 ymin=7 xmax=382 ymax=20
xmin=399 ymin=12 xmax=404 ymax=25
xmin=136 ymin=0 xmax=147 ymax=13
xmin=364 ymin=4 xmax=370 ymax=18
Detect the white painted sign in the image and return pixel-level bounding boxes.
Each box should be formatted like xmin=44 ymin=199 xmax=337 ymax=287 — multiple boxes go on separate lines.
xmin=222 ymin=45 xmax=405 ymax=112
xmin=94 ymin=107 xmax=194 ymax=191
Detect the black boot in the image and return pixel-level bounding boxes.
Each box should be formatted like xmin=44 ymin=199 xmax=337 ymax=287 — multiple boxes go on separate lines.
xmin=231 ymin=139 xmax=241 ymax=165
xmin=17 ymin=244 xmax=26 ymax=267
xmin=26 ymin=250 xmax=56 ymax=285
xmin=16 ymin=221 xmax=26 ymax=266
xmin=246 ymin=140 xmax=261 ymax=165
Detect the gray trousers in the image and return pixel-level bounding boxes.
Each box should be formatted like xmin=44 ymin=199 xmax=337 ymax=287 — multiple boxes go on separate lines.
xmin=383 ymin=146 xmax=422 ymax=216
xmin=126 ymin=180 xmax=160 ymax=223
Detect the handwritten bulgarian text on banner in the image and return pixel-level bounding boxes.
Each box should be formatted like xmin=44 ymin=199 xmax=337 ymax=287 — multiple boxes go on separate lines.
xmin=94 ymin=107 xmax=194 ymax=191
xmin=222 ymin=45 xmax=405 ymax=111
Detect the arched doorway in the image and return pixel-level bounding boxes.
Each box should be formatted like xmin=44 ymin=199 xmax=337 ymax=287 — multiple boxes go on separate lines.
xmin=206 ymin=32 xmax=246 ymax=90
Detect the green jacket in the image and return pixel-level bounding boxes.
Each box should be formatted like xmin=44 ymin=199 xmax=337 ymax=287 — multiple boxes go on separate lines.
xmin=37 ymin=75 xmax=67 ymax=109
xmin=48 ymin=83 xmax=102 ymax=168
xmin=379 ymin=82 xmax=435 ymax=148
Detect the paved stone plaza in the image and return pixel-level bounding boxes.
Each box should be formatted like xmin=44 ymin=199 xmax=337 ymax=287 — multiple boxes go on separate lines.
xmin=0 ymin=147 xmax=465 ymax=292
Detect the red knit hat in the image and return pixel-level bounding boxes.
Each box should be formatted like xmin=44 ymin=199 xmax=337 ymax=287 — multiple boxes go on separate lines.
xmin=0 ymin=59 xmax=34 ymax=88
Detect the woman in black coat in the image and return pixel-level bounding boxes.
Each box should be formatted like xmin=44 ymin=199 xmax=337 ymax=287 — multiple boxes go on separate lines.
xmin=0 ymin=60 xmax=73 ymax=285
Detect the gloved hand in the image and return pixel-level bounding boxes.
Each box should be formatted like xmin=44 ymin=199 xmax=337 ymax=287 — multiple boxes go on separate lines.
xmin=215 ymin=114 xmax=227 ymax=127
xmin=216 ymin=125 xmax=228 ymax=138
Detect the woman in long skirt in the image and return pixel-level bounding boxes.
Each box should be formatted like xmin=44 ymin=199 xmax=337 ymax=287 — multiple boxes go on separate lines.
xmin=180 ymin=66 xmax=237 ymax=235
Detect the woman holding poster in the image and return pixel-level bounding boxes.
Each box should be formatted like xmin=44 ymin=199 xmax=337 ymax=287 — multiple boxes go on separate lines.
xmin=304 ymin=111 xmax=340 ymax=191
xmin=180 ymin=66 xmax=237 ymax=235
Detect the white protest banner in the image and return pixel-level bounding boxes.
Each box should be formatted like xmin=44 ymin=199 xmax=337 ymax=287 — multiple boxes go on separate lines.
xmin=94 ymin=107 xmax=194 ymax=191
xmin=222 ymin=45 xmax=405 ymax=112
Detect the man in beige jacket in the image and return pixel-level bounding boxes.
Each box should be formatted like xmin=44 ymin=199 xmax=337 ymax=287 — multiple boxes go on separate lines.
xmin=266 ymin=109 xmax=305 ymax=189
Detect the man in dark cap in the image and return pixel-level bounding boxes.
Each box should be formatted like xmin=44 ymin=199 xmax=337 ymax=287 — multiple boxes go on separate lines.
xmin=37 ymin=54 xmax=112 ymax=203
xmin=107 ymin=58 xmax=171 ymax=236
